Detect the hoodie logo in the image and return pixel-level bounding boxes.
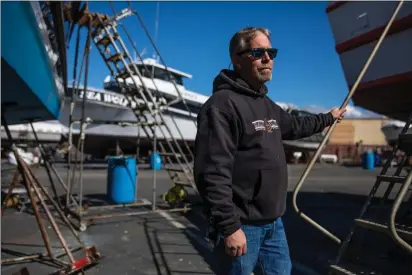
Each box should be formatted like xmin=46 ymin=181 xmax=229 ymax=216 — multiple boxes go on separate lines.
xmin=252 ymin=118 xmax=279 ymax=133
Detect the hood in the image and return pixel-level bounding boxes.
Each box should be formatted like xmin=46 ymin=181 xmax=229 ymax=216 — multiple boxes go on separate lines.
xmin=212 ymin=69 xmax=268 ymax=98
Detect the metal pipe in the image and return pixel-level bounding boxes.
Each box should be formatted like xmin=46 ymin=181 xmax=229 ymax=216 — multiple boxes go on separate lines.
xmin=136 ymin=117 xmax=141 ymax=203
xmin=83 ymin=206 xmax=191 ymax=221
xmin=66 ymin=25 xmax=86 ymax=209
xmin=1 ymin=245 xmax=82 ymax=266
xmin=153 ymin=132 xmax=157 ymax=211
xmin=82 ymin=200 xmax=152 ymax=212
xmin=27 ymin=168 xmax=83 ymax=244
xmin=389 ymin=168 xmax=412 ymax=254
xmin=29 ymin=122 xmax=63 ymax=209
xmin=16 ymin=159 xmax=55 ymax=257
xmin=1 ymin=169 xmax=21 ymax=214
xmin=77 ymin=15 xmax=93 ymax=222
xmin=24 ymin=165 xmax=76 ymax=263
xmin=1 ymin=114 xmax=54 ymax=257
xmin=50 ymin=162 xmax=80 ymax=208
xmin=1 ymin=254 xmax=41 ymax=265
xmin=78 ymin=122 xmax=88 ymax=219
xmin=292 ymin=0 xmax=405 ymax=245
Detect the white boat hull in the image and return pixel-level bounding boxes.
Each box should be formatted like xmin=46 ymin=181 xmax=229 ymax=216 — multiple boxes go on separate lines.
xmin=327 ymin=1 xmax=412 ymax=47
xmin=338 ymin=28 xmax=412 ymax=86
xmin=59 ymin=87 xmax=198 ymax=141
xmin=1 ymin=121 xmax=66 ymax=143
xmin=77 ymin=112 xmax=197 ymax=141
xmin=326 ymin=1 xmax=412 ymax=121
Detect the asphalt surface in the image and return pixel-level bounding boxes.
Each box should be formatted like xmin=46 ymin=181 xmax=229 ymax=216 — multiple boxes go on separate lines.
xmin=1 ymin=163 xmax=411 ymax=275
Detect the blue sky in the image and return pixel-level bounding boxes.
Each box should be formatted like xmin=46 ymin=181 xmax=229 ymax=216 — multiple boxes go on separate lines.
xmin=66 ymin=1 xmax=378 ymax=117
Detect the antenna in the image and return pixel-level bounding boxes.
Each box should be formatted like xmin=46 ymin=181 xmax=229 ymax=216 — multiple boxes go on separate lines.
xmin=141 ymin=48 xmax=147 ymax=58
xmin=133 ymin=44 xmax=147 ymax=63
xmin=152 ymin=1 xmax=160 ymax=61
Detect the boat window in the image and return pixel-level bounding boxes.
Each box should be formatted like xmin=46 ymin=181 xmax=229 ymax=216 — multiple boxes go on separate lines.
xmin=153 ymin=67 xmax=184 ymax=85
xmin=153 ymin=67 xmax=169 ymax=81
xmin=135 ymin=65 xmax=152 ymax=78
xmin=170 ymin=73 xmax=184 ymax=86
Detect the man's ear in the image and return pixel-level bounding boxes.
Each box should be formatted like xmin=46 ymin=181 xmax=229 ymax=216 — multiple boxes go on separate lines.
xmin=231 ymin=54 xmax=242 ymax=70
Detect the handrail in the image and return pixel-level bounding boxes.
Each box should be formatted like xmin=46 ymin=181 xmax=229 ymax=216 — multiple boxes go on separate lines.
xmin=389 ymin=167 xmax=412 ymax=254
xmin=292 ymin=0 xmax=405 ymax=245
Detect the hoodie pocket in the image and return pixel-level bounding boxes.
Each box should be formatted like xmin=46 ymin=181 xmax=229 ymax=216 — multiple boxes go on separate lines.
xmin=249 ymin=167 xmax=288 ymax=220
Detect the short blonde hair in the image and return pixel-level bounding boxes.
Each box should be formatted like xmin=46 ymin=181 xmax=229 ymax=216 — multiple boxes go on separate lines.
xmin=229 ymin=27 xmax=271 ymax=58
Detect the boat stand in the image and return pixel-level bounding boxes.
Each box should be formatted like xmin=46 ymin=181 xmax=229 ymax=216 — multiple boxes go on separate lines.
xmin=1 ymin=112 xmax=101 ymax=274
xmin=63 ymin=118 xmax=191 ymax=232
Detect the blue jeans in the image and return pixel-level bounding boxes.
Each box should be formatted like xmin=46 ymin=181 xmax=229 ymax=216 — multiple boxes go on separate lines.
xmin=213 ymin=218 xmax=292 ymax=275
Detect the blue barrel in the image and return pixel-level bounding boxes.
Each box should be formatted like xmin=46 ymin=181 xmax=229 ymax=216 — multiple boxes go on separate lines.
xmin=107 ymin=156 xmax=137 ymax=204
xmin=149 ymin=152 xmax=162 ymax=170
xmin=374 ymin=154 xmax=381 ymax=167
xmin=362 ymin=151 xmax=375 ymax=170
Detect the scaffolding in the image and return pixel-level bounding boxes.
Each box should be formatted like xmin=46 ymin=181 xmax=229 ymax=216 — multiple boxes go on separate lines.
xmin=61 ymin=1 xmax=198 ymax=231
xmin=1 ymin=114 xmax=100 ymax=274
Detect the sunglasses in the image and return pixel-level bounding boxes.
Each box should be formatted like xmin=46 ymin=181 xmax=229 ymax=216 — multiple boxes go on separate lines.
xmin=237 ymin=48 xmax=278 ymax=60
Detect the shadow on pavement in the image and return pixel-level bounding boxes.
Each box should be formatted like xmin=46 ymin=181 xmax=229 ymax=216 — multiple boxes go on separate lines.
xmin=178 ymin=191 xmax=412 ymax=275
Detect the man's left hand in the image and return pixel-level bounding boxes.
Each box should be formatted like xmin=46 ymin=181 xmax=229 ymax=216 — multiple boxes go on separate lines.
xmin=330 ymin=107 xmax=346 ymax=123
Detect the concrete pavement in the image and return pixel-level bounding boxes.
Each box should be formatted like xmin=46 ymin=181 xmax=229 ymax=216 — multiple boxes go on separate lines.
xmin=1 ymin=163 xmax=411 ymax=274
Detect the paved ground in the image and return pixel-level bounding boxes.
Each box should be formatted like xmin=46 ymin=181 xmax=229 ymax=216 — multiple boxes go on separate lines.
xmin=1 ymin=163 xmax=411 ymax=275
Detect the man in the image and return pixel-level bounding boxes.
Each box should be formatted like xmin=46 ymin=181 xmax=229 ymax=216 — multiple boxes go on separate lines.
xmin=193 ymin=27 xmax=346 ymax=275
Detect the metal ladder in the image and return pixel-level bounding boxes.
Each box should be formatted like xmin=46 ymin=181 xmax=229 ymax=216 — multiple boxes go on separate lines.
xmin=74 ymin=6 xmax=198 ymax=205
xmin=330 ymin=115 xmax=412 ymax=274
xmin=290 ymin=2 xmax=410 ymax=273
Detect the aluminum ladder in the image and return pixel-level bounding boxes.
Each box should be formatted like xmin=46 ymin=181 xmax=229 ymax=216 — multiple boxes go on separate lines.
xmin=329 ymin=115 xmax=412 ymax=274
xmin=71 ymin=6 xmax=198 ymax=206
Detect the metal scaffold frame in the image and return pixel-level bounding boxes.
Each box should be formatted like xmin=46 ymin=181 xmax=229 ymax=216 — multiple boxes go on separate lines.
xmin=1 ymin=109 xmax=101 ymax=274
xmin=61 ymin=1 xmax=198 ymax=232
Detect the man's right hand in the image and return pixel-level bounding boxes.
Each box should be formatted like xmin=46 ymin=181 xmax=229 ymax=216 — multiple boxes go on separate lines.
xmin=224 ymin=228 xmax=247 ymax=257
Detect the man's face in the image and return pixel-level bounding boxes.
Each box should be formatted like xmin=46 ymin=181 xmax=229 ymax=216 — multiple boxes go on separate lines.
xmin=235 ymin=32 xmax=275 ymax=84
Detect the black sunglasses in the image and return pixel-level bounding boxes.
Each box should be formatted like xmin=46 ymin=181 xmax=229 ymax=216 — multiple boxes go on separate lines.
xmin=237 ymin=48 xmax=278 ymax=60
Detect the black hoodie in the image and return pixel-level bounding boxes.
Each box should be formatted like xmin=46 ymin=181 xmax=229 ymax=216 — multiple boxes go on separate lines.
xmin=194 ymin=69 xmax=334 ymax=237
